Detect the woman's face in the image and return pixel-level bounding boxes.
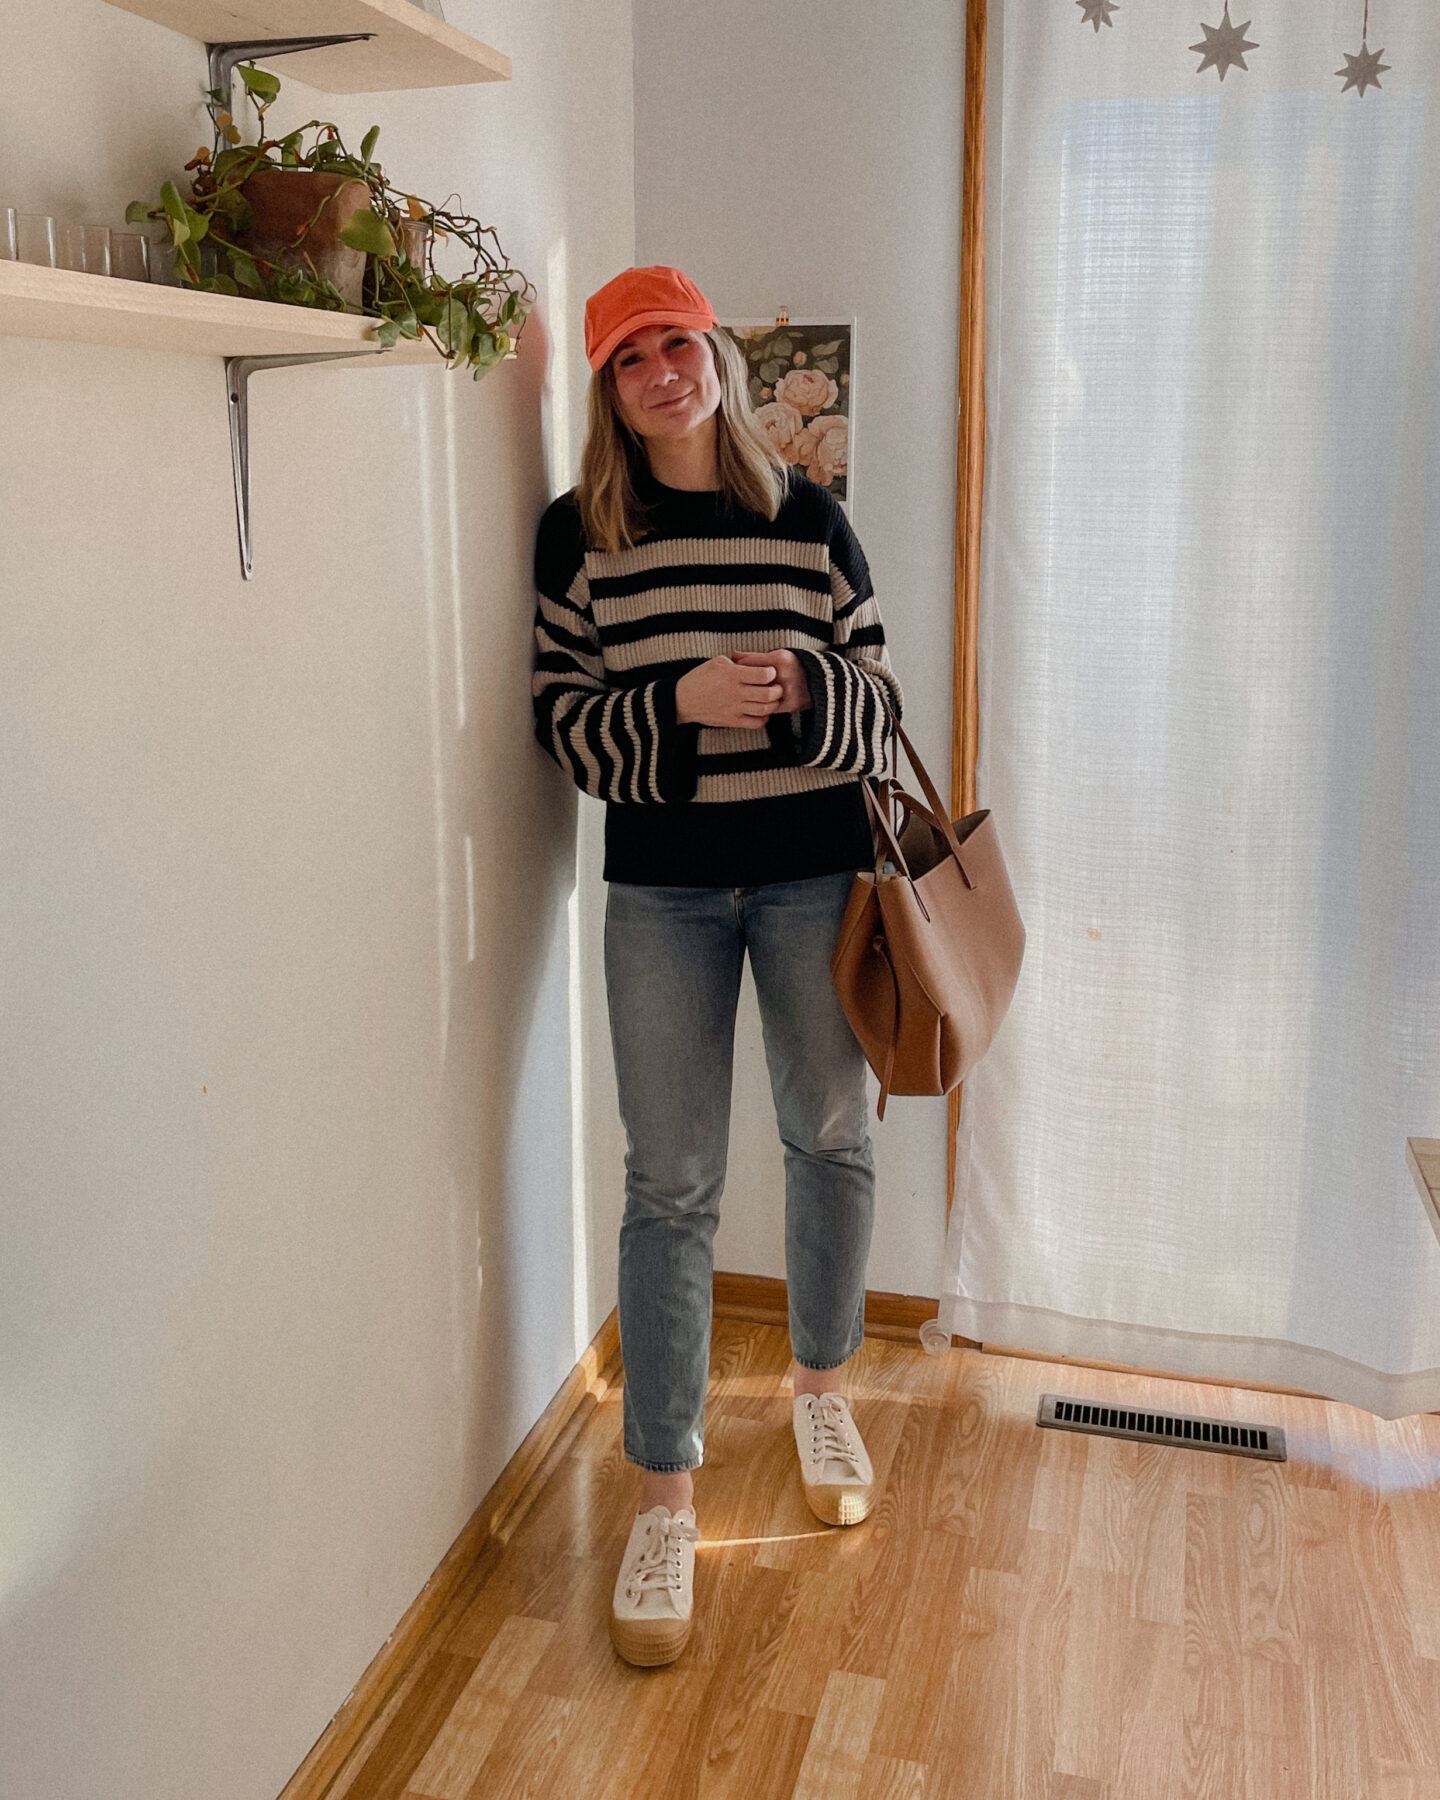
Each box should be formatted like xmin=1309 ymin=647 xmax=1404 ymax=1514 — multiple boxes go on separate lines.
xmin=610 ymin=324 xmax=721 ymax=444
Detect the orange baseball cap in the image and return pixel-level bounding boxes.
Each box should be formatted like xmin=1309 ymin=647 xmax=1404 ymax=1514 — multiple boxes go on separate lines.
xmin=583 ymin=265 xmax=718 ymax=371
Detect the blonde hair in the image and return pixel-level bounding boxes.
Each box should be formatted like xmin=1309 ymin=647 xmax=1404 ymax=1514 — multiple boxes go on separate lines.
xmin=577 ymin=328 xmax=787 ymax=553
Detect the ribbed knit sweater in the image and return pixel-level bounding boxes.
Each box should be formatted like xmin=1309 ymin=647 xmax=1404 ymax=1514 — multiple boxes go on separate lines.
xmin=532 ymin=466 xmax=902 ymax=886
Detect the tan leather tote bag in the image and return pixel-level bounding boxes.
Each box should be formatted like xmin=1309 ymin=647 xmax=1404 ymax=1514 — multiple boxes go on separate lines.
xmin=830 ymin=725 xmax=1025 ymax=1119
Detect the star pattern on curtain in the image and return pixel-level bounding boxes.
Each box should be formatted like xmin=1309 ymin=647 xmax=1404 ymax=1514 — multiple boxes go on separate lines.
xmin=1063 ymin=0 xmax=1396 ymax=97
xmin=1076 ymin=0 xmax=1120 ymax=30
xmin=1336 ymin=40 xmax=1391 ymax=95
xmin=1190 ymin=6 xmax=1259 ymax=79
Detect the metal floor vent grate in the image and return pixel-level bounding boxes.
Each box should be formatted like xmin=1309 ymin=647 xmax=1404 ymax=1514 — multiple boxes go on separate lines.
xmin=1037 ymin=1394 xmax=1286 ymax=1462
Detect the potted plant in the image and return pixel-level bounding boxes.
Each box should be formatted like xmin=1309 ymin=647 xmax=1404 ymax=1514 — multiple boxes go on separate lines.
xmin=128 ymin=63 xmax=533 ymax=376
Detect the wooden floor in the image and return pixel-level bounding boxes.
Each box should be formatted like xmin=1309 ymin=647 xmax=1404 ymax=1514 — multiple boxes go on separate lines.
xmin=322 ymin=1321 xmax=1440 ymax=1800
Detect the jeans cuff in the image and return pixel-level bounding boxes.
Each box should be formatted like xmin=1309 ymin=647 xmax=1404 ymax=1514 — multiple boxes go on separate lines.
xmin=625 ymin=1453 xmax=704 ymax=1473
xmin=791 ymin=1342 xmax=862 ymax=1373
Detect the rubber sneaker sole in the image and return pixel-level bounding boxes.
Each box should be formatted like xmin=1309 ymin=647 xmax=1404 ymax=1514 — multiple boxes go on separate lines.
xmin=609 ymin=1613 xmax=692 ymax=1667
xmin=802 ymin=1480 xmax=874 ymax=1527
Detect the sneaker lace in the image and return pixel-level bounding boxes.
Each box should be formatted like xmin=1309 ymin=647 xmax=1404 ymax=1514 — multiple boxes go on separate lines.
xmin=808 ymin=1394 xmax=864 ymax=1477
xmin=624 ymin=1512 xmax=700 ymax=1603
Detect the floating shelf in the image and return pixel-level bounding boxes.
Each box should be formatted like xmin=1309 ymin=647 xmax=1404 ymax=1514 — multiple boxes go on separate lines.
xmin=0 ymin=260 xmax=450 ymax=576
xmin=10 ymin=2 xmax=509 ymax=575
xmin=1408 ymin=1138 xmax=1440 ymax=1250
xmin=0 ymin=258 xmax=435 ymax=362
xmin=101 ymin=0 xmax=510 ymax=91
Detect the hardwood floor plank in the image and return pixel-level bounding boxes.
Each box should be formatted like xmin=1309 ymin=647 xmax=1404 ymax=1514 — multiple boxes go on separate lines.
xmin=924 ymin=1564 xmax=1025 ymax=1799
xmin=1007 ymin=1531 xmax=1077 ymax=1797
xmin=1110 ymin=1618 xmax=1185 ymax=1799
xmin=790 ymin=1670 xmax=886 ymax=1800
xmin=928 ymin=1354 xmax=1041 ymax=1571
xmin=1339 ymin=1487 xmax=1436 ymax=1766
xmin=655 ymin=1562 xmax=804 ymax=1800
xmin=546 ymin=1389 xmax=635 ymax=1566
xmin=1292 ymin=1486 xmax=1364 ymax=1800
xmin=1073 ymin=1437 xmax=1187 ymax=1627
xmin=1182 ymin=1494 xmax=1246 ymax=1798
xmin=441 ymin=1547 xmax=583 ymax=1659
xmin=708 ymin=1316 xmax=794 ymax=1400
xmin=524 ymin=1555 xmax=616 ymax=1701
xmin=339 ymin=1653 xmax=479 ymax=1800
xmin=1390 ymin=1485 xmax=1440 ymax=1662
xmin=1027 ymin=1426 xmax=1087 ymax=1538
xmin=690 ymin=1545 xmax=796 ymax=1675
xmin=1242 ymin=1660 xmax=1305 ymax=1800
xmin=1053 ymin=1565 xmax=1127 ymax=1781
xmin=866 ymin=1530 xmax=977 ymax=1765
xmin=535 ymin=1660 xmax=692 ymax=1800
xmin=1240 ymin=1650 xmax=1298 ymax=1740
xmin=460 ymin=1692 xmax=575 ymax=1800
xmin=761 ymin=1563 xmax=864 ymax=1720
xmin=310 ymin=1325 xmax=1440 ymax=1800
xmin=861 ymin=1753 xmax=928 ymax=1798
xmin=404 ymin=1616 xmax=556 ymax=1799
xmin=691 ymin=1411 xmax=787 ymax=1548
xmin=833 ymin=1405 xmax=955 ymax=1682
xmin=1370 ymin=1764 xmax=1440 ymax=1800
xmin=1234 ymin=1462 xmax=1302 ymax=1664
xmin=703 ymin=1702 xmax=814 ymax=1800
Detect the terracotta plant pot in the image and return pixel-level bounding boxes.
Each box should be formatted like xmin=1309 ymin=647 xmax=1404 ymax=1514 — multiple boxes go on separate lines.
xmin=238 ymin=168 xmax=373 ymax=308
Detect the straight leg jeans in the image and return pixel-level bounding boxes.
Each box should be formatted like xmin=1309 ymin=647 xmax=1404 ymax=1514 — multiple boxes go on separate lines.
xmin=604 ymin=871 xmax=875 ymax=1472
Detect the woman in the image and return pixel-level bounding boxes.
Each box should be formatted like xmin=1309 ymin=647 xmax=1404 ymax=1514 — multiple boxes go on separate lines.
xmin=532 ymin=266 xmax=902 ymax=1667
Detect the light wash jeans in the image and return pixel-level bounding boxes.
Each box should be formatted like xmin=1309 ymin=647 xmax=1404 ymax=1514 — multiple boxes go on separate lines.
xmin=604 ymin=872 xmax=875 ymax=1472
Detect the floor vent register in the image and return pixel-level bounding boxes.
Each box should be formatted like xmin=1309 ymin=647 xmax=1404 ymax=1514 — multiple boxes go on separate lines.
xmin=1037 ymin=1394 xmax=1287 ymax=1462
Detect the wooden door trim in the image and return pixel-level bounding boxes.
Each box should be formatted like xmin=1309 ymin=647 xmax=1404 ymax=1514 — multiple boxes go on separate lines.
xmin=949 ymin=0 xmax=989 ymax=1222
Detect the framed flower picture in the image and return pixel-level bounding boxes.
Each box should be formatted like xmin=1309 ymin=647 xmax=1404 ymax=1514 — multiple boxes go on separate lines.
xmin=719 ymin=319 xmax=855 ymax=510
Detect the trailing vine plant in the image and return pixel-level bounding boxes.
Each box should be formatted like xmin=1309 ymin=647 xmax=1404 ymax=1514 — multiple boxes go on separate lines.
xmin=127 ymin=64 xmax=534 ymax=376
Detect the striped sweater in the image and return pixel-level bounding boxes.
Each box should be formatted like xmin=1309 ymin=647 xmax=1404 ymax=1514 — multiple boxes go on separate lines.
xmin=532 ymin=466 xmax=902 ymax=886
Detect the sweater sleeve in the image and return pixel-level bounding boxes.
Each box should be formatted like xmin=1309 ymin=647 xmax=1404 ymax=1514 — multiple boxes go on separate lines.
xmin=531 ymin=497 xmax=700 ymax=804
xmin=790 ymin=498 xmax=903 ymax=776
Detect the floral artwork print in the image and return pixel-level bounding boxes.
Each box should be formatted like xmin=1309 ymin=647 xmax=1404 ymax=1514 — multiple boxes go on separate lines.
xmin=721 ymin=320 xmax=853 ymax=506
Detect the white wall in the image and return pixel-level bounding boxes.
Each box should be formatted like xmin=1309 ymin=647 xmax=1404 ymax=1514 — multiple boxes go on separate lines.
xmin=630 ymin=0 xmax=963 ymax=1297
xmin=0 ymin=3 xmax=632 ymax=1797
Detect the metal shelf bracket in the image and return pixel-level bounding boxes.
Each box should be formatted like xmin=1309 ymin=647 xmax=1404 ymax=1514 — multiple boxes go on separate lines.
xmin=225 ymin=353 xmax=372 ymax=580
xmin=206 ymin=35 xmax=377 ymax=104
xmin=206 ymin=34 xmax=381 ymax=579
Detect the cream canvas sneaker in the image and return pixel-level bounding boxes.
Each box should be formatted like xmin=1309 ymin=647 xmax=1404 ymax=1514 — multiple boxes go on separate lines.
xmin=794 ymin=1393 xmax=874 ymax=1525
xmin=609 ymin=1504 xmax=700 ymax=1667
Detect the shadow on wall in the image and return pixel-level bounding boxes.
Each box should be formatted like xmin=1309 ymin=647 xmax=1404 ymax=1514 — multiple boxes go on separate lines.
xmin=417 ymin=308 xmax=587 ymax=1498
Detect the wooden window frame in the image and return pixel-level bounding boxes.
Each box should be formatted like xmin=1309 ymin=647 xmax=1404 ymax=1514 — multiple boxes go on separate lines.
xmin=949 ymin=0 xmax=988 ymax=1219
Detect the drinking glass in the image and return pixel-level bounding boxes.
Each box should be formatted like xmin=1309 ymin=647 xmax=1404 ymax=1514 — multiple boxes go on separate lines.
xmin=57 ymin=222 xmax=112 ymax=276
xmin=16 ymin=212 xmax=56 ymax=267
xmin=400 ymin=218 xmax=432 ymax=269
xmin=1 ymin=207 xmax=17 ymax=260
xmin=110 ymin=229 xmax=150 ymax=282
xmin=147 ymin=235 xmax=177 ymax=285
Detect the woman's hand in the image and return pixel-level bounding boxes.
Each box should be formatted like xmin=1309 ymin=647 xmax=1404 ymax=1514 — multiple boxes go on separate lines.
xmin=675 ymin=656 xmax=784 ymax=728
xmin=731 ymin=648 xmax=811 ymax=714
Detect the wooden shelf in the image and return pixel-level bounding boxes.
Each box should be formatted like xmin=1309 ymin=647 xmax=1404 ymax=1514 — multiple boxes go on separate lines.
xmin=1408 ymin=1138 xmax=1440 ymax=1249
xmin=0 ymin=258 xmax=437 ymax=363
xmin=101 ymin=0 xmax=510 ymax=92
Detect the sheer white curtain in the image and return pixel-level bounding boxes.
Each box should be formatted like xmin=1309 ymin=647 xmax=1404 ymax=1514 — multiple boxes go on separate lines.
xmin=940 ymin=0 xmax=1440 ymax=1416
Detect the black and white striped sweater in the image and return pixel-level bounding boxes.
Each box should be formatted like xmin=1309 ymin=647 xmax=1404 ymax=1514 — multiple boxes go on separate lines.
xmin=532 ymin=467 xmax=902 ymax=886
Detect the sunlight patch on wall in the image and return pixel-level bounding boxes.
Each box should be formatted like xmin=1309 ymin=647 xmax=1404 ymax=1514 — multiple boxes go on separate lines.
xmin=545 ymin=235 xmax=573 ymax=495
xmin=464 ymin=832 xmax=477 ymax=964
xmin=411 ymin=379 xmax=453 ymax=1058
xmin=442 ymin=374 xmax=467 ymax=732
xmin=568 ymin=873 xmax=590 ymax=1360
